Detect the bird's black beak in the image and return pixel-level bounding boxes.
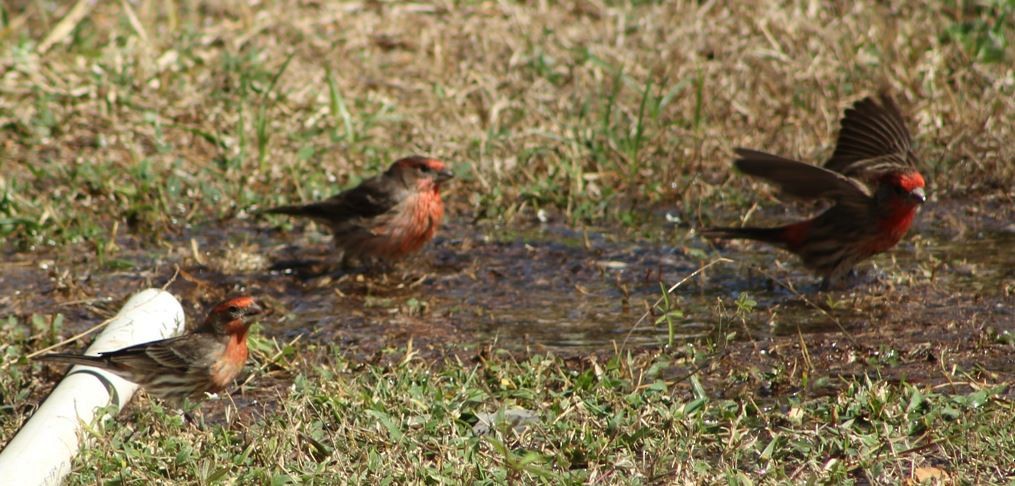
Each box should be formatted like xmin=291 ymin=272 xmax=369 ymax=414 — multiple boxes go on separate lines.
xmin=436 ymin=169 xmax=454 ymax=183
xmin=244 ymin=302 xmax=265 ymax=317
xmin=911 ymin=187 xmax=926 ymax=204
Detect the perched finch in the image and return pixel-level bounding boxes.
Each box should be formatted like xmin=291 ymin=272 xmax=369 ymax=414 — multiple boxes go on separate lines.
xmin=264 ymin=156 xmax=453 ymax=266
xmin=703 ymin=93 xmax=927 ymax=290
xmin=38 ymin=296 xmax=263 ymax=402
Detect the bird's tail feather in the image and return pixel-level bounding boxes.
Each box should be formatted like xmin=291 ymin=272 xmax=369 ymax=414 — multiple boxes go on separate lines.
xmin=262 ymin=203 xmax=329 ymax=219
xmin=37 ymin=353 xmax=108 ymax=368
xmin=701 ymin=226 xmax=788 ymax=245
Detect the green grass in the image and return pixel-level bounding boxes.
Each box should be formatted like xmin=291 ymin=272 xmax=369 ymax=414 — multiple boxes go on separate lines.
xmin=58 ymin=349 xmax=1015 ymax=483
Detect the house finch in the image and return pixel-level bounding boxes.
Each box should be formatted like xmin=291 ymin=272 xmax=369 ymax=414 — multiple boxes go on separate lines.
xmin=38 ymin=296 xmax=263 ymax=402
xmin=264 ymin=156 xmax=453 ymax=266
xmin=703 ymin=94 xmax=926 ymax=290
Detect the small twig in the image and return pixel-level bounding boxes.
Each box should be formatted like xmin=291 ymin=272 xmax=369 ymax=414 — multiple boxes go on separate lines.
xmin=21 ymin=316 xmax=117 ymax=363
xmin=56 ymin=297 xmax=106 ymax=307
xmin=37 ymin=0 xmax=97 ymax=54
xmin=892 ymin=438 xmax=942 ymax=458
xmin=118 ymin=0 xmax=150 ymax=46
xmin=797 ymin=327 xmax=814 ymax=375
xmin=162 ymin=265 xmax=181 ymax=290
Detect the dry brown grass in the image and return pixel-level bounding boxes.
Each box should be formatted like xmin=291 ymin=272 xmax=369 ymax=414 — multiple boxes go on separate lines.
xmin=1 ymin=1 xmax=1012 ymax=243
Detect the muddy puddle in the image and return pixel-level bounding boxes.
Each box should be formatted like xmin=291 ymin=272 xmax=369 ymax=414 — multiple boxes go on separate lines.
xmin=252 ymin=217 xmax=1012 ymax=355
xmin=3 ymin=203 xmax=1011 ymax=367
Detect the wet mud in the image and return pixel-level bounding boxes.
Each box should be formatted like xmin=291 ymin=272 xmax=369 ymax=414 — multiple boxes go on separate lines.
xmin=2 ymin=201 xmax=1013 ymax=399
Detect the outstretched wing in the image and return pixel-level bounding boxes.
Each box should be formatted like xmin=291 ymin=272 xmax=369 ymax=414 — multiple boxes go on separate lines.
xmin=734 ymin=148 xmax=872 ymax=204
xmin=824 ymin=93 xmax=918 ymax=177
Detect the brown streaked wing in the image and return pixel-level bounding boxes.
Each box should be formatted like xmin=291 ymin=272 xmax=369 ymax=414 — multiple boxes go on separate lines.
xmin=106 ymin=335 xmax=206 ymax=371
xmin=308 ymin=175 xmax=400 ymax=222
xmin=825 ymin=93 xmax=915 ymax=174
xmin=733 ymin=148 xmax=872 ymax=203
xmin=830 ymin=153 xmax=914 ymax=180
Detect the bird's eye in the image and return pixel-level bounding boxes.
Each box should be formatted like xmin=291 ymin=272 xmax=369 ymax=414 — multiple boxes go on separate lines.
xmin=227 ymin=305 xmax=239 ymax=313
xmin=419 ymin=165 xmax=431 ymax=173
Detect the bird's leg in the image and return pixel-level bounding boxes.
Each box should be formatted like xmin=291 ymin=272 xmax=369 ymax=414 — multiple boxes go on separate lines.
xmin=860 ymin=266 xmax=890 ymax=287
xmin=337 ymin=250 xmax=353 ymax=269
xmin=178 ymin=401 xmax=199 ymax=426
xmin=842 ymin=266 xmax=888 ymax=288
xmin=362 ymin=257 xmax=396 ymax=276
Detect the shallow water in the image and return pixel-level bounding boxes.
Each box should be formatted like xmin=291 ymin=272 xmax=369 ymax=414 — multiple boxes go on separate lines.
xmin=2 ymin=206 xmax=1012 ymax=356
xmin=220 ymin=210 xmax=1013 ymax=354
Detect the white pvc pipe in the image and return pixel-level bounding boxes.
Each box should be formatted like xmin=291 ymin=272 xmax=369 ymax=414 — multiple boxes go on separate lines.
xmin=0 ymin=288 xmax=185 ymax=485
